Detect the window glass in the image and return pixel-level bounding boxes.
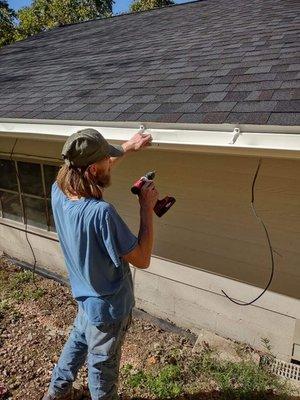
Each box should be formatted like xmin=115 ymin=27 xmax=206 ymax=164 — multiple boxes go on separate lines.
xmin=0 ymin=191 xmax=22 ymax=222
xmin=0 ymin=159 xmax=18 ymax=191
xmin=44 ymin=165 xmax=59 ymax=197
xmin=18 ymin=162 xmax=43 ymax=196
xmin=23 ymin=196 xmax=47 ymax=229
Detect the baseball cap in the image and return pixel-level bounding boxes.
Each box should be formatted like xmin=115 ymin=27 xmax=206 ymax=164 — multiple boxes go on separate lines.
xmin=61 ymin=128 xmax=124 ymax=167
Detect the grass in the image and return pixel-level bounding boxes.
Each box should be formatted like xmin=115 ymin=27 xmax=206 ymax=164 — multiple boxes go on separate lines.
xmin=122 ymin=364 xmax=183 ymax=398
xmin=122 ymin=346 xmax=296 ymax=400
xmin=0 ymin=269 xmax=45 ymax=305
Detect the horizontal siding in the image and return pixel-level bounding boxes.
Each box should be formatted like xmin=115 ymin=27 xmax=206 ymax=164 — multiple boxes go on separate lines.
xmin=106 ymin=150 xmax=300 ymax=302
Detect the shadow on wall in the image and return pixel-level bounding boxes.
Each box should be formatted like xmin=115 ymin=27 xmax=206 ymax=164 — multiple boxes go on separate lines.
xmin=106 ymin=150 xmax=300 ymax=300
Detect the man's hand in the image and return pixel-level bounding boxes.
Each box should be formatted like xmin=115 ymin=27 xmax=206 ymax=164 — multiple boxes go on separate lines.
xmin=110 ymin=130 xmax=152 ymax=169
xmin=122 ymin=131 xmax=153 ymax=154
xmin=138 ymin=180 xmax=159 ymax=211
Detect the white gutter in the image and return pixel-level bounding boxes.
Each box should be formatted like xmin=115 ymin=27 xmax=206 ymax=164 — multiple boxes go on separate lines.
xmin=0 ymin=118 xmax=300 ymax=159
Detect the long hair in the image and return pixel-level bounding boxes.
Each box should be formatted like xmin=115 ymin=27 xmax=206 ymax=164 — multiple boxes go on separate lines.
xmin=56 ymin=164 xmax=105 ymax=200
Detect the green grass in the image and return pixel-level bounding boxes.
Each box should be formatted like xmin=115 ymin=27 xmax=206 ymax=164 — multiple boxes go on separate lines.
xmin=0 ymin=268 xmax=45 ymax=303
xmin=122 ymin=347 xmax=295 ymax=400
xmin=0 ymin=299 xmax=11 ymax=319
xmin=189 ymin=349 xmax=293 ymax=400
xmin=123 ymin=364 xmax=183 ymax=399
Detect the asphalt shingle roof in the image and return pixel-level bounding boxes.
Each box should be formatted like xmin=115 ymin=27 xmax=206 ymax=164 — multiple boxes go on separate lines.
xmin=0 ymin=0 xmax=299 ymax=125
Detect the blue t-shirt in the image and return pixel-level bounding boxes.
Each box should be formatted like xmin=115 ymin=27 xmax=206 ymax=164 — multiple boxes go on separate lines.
xmin=51 ymin=181 xmax=138 ymax=325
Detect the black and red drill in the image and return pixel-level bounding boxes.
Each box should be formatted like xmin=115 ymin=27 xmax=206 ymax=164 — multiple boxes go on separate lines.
xmin=131 ymin=171 xmax=176 ymax=217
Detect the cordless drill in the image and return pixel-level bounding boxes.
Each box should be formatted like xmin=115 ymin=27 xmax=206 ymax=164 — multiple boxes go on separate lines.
xmin=131 ymin=171 xmax=176 ymax=217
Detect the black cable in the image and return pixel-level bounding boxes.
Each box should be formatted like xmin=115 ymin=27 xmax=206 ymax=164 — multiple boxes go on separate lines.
xmin=9 ymin=138 xmax=38 ymax=285
xmin=222 ymin=158 xmax=275 ymax=306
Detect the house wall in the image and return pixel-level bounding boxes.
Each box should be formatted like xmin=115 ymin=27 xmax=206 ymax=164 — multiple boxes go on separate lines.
xmin=1 ymin=137 xmax=300 ymax=361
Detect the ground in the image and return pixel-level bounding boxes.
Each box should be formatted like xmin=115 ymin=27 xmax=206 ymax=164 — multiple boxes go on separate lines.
xmin=0 ymin=255 xmax=299 ymax=400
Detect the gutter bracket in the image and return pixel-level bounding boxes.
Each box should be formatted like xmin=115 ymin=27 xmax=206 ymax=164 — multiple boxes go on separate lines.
xmin=138 ymin=124 xmax=146 ymax=134
xmin=229 ymin=127 xmax=242 ymax=145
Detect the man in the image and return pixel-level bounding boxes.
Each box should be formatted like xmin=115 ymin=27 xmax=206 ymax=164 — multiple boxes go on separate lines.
xmin=43 ymin=128 xmax=158 ymax=400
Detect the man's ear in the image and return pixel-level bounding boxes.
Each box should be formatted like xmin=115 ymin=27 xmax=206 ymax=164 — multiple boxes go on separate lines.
xmin=88 ymin=164 xmax=97 ymax=176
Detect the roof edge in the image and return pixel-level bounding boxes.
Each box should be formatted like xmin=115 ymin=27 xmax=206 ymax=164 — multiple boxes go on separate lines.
xmin=0 ymin=118 xmax=300 ymax=160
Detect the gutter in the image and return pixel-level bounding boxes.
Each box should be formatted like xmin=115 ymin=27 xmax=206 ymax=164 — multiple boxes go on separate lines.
xmin=0 ymin=118 xmax=300 ymax=159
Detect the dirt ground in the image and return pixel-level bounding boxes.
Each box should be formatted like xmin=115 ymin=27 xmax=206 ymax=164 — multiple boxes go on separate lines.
xmin=0 ymin=256 xmax=299 ymax=400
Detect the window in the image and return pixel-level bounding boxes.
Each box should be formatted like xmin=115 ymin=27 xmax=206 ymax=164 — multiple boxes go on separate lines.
xmin=0 ymin=159 xmax=59 ymax=232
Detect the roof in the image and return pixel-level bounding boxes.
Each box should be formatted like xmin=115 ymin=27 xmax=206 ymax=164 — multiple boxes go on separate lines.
xmin=0 ymin=0 xmax=299 ymax=126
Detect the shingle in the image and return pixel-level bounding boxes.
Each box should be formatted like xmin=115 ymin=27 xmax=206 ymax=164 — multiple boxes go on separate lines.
xmin=177 ymin=113 xmax=205 ymax=124
xmin=126 ymin=103 xmax=160 ymax=113
xmin=213 ymin=69 xmax=231 ymax=77
xmin=106 ymin=95 xmax=133 ymax=104
xmin=153 ymin=93 xmax=192 ymax=103
xmin=21 ymin=97 xmax=41 ymax=105
xmin=84 ymin=112 xmax=121 ymax=121
xmin=197 ymin=71 xmax=214 ymax=78
xmin=206 ymin=84 xmax=229 ymax=92
xmin=275 ymin=71 xmax=300 ymax=80
xmin=55 ymin=111 xmax=90 ymax=120
xmin=212 ymin=75 xmax=235 ymax=84
xmin=43 ymin=97 xmax=65 ymax=104
xmin=232 ymin=101 xmax=276 ymax=113
xmin=185 ymin=83 xmax=229 ymax=94
xmin=184 ymin=85 xmax=210 ymax=94
xmin=199 ymin=112 xmax=229 ymax=124
xmin=288 ymin=64 xmax=300 ymax=72
xmin=232 ymin=81 xmax=282 ymax=91
xmin=57 ymin=96 xmax=83 ymax=104
xmin=153 ymin=103 xmax=181 ymax=113
xmin=189 ymin=93 xmax=212 ymax=102
xmin=178 ymin=78 xmax=213 ymax=86
xmin=127 ymin=95 xmax=156 ymax=104
xmin=271 ymin=89 xmax=295 ymax=100
xmin=175 ymin=103 xmax=201 ymax=113
xmin=226 ymin=112 xmax=270 ymax=124
xmin=139 ymin=113 xmax=181 ymax=122
xmin=231 ymin=73 xmax=277 ymax=83
xmin=57 ymin=103 xmax=86 ymax=112
xmin=114 ymin=113 xmax=143 ymax=121
xmin=107 ymin=103 xmax=133 ymax=112
xmin=224 ymin=92 xmax=249 ymax=101
xmin=281 ymin=80 xmax=300 ymax=89
xmin=38 ymin=104 xmax=63 ymax=112
xmin=197 ymin=102 xmax=236 ymax=112
xmin=124 ymin=88 xmax=158 ymax=96
xmin=292 ymin=89 xmax=300 ymax=99
xmin=157 ymin=86 xmax=188 ymax=95
xmin=5 ymin=110 xmax=36 ymax=118
xmin=270 ymin=64 xmax=289 ymax=73
xmin=245 ymin=90 xmax=274 ymax=101
xmin=227 ymin=67 xmax=249 ymax=75
xmin=202 ymin=92 xmax=227 ymax=102
xmin=168 ymin=93 xmax=193 ymax=102
xmin=80 ymin=104 xmax=114 ymax=113
xmin=1 ymin=103 xmax=25 ymax=111
xmin=268 ymin=113 xmax=300 ymax=125
xmin=29 ymin=110 xmax=63 ymax=119
xmin=273 ymin=100 xmax=300 ymax=113
xmin=245 ymin=66 xmax=272 ymax=74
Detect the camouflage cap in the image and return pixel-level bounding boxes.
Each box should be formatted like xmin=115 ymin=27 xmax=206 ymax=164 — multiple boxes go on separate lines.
xmin=61 ymin=128 xmax=124 ymax=167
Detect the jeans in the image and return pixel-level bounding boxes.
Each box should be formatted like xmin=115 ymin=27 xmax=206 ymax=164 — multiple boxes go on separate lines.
xmin=48 ymin=306 xmax=132 ymax=400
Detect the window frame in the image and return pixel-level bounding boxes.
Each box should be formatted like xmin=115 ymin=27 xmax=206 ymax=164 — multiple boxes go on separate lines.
xmin=0 ymin=158 xmax=59 ymax=233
